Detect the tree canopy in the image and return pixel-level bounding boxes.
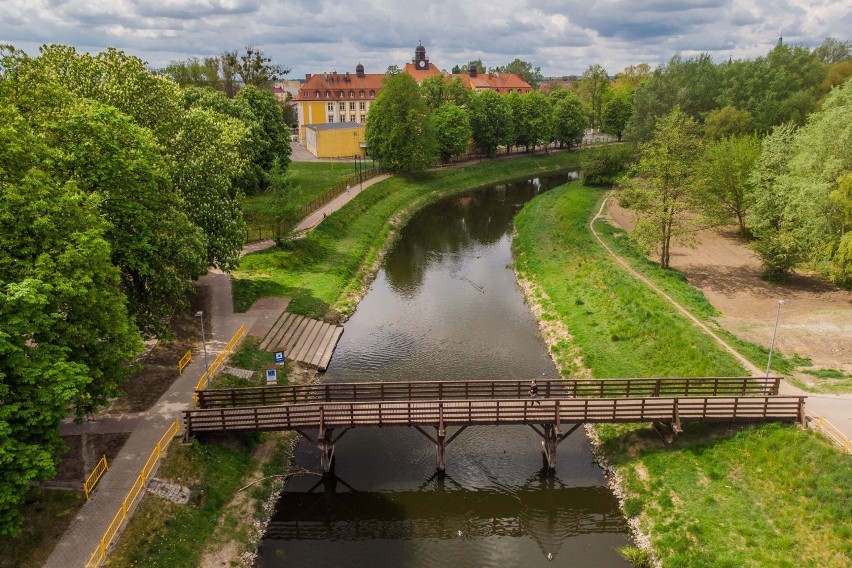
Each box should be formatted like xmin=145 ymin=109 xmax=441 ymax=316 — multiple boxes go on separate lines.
xmin=365 ymin=73 xmax=436 ymax=172
xmin=468 ymin=89 xmax=514 ymax=157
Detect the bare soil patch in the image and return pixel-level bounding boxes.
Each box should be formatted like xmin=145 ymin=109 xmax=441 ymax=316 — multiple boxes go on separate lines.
xmin=105 ymin=289 xmax=207 ymax=414
xmin=51 ymin=432 xmax=131 ymax=485
xmin=607 ymin=198 xmax=852 ymax=383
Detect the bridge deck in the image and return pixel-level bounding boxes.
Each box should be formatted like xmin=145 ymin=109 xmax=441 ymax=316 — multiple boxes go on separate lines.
xmin=195 ymin=377 xmax=781 ymax=408
xmin=184 ymin=395 xmax=804 ymax=437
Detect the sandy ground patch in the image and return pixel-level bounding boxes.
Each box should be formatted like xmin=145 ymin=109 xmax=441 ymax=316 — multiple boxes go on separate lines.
xmin=606 ymin=198 xmax=852 ymax=377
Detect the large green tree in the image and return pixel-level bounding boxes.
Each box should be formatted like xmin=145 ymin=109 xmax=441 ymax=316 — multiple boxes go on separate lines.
xmin=621 ymin=108 xmax=706 ymax=268
xmin=0 ymin=103 xmax=141 ymax=535
xmin=699 ymin=134 xmax=761 ymax=236
xmin=602 ymin=94 xmax=632 ymax=140
xmin=551 ymin=90 xmax=587 ymax=148
xmin=508 ymin=91 xmax=552 ymax=151
xmin=365 ymin=72 xmax=436 ymax=172
xmin=468 ymin=89 xmax=514 ymax=157
xmin=430 ymin=103 xmax=472 ymax=163
xmin=575 ymin=64 xmax=610 ymax=130
xmin=419 ymin=75 xmax=470 ymax=111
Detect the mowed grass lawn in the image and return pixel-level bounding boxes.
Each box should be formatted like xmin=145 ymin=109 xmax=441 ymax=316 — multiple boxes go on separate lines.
xmin=243 ymin=161 xmax=367 ymax=228
xmin=514 ymin=182 xmax=852 ymax=567
xmin=233 ymin=151 xmax=582 ymax=318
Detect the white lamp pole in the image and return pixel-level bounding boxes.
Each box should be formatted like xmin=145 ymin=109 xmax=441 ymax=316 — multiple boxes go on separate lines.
xmin=765 ymin=300 xmax=785 ymax=377
xmin=196 ymin=311 xmax=211 ymax=388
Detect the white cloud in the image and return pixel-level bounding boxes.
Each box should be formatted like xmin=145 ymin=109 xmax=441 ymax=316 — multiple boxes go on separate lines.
xmin=0 ymin=0 xmax=849 ymax=76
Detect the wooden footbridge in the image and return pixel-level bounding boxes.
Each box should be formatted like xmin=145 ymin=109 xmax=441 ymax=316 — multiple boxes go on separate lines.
xmin=183 ymin=377 xmax=804 ymax=473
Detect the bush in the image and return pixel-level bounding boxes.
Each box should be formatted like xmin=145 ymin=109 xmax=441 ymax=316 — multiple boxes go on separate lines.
xmin=580 ymin=144 xmax=635 ymax=186
xmin=618 ymin=546 xmax=653 ymax=568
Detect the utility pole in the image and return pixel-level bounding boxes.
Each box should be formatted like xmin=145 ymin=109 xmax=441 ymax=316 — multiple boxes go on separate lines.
xmin=766 ymin=300 xmax=785 ymax=377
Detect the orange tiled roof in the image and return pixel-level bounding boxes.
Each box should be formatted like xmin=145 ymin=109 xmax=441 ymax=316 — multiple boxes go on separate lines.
xmin=403 ymin=62 xmax=443 ymax=83
xmin=295 ymin=71 xmax=385 ymax=101
xmin=449 ymin=72 xmax=532 ymax=93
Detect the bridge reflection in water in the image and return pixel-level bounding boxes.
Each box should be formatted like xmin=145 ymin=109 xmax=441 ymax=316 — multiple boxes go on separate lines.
xmin=264 ymin=471 xmax=625 ymax=559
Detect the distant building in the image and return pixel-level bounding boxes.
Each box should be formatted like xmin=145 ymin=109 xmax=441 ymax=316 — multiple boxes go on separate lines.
xmin=272 ymin=80 xmax=302 ymax=102
xmin=293 ymin=43 xmax=533 ymax=149
xmin=304 ymin=123 xmax=366 ymax=158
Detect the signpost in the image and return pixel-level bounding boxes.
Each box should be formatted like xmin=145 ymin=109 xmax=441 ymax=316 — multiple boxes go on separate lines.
xmin=265 ymin=369 xmax=278 ymax=385
xmin=274 ymin=351 xmax=286 ymax=365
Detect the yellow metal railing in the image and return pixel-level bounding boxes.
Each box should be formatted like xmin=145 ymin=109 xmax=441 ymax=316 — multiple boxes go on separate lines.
xmin=177 ymin=350 xmax=192 ymax=375
xmin=85 ymin=419 xmax=181 ymax=568
xmin=193 ymin=325 xmax=246 ymax=406
xmin=83 ymin=455 xmax=109 ymax=500
xmin=806 ymin=410 xmax=852 ymax=454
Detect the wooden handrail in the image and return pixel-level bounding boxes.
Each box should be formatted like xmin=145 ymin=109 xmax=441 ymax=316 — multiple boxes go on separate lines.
xmin=195 ymin=377 xmax=782 ymax=409
xmin=184 ymin=395 xmax=806 ymax=437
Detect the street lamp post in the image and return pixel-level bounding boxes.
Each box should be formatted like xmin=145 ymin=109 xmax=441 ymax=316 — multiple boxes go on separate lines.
xmin=196 ymin=310 xmax=211 ymax=388
xmin=765 ymin=300 xmax=785 ymax=377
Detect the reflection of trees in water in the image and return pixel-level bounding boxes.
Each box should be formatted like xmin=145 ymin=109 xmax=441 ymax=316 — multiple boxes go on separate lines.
xmin=385 ymin=174 xmax=576 ymax=295
xmin=265 ymin=469 xmax=624 ymax=545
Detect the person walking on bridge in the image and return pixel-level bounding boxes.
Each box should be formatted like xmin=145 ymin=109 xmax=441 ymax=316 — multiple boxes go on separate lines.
xmin=529 ymin=379 xmax=541 ymax=405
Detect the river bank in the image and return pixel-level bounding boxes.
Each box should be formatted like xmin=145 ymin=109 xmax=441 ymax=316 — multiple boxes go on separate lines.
xmin=513 ymin=181 xmax=852 ymax=567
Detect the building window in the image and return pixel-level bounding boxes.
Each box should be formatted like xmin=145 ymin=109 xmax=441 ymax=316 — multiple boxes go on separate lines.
xmin=339 ymin=91 xmax=344 ymax=97
xmin=360 ymin=114 xmax=366 ymax=123
xmin=350 ymin=115 xmax=356 ymax=122
xmin=349 ymin=91 xmax=354 ymax=97
xmin=328 ymin=115 xmax=334 ymax=123
xmin=359 ymin=102 xmax=366 ymax=110
xmin=315 ymin=91 xmax=320 ymax=98
xmin=325 ymin=91 xmax=330 ymax=98
xmin=339 ymin=102 xmax=345 ymax=111
xmin=349 ymin=102 xmax=355 ymax=110
xmin=327 ymin=102 xmax=334 ymax=111
xmin=370 ymin=90 xmax=375 ymax=97
xmin=359 ymin=90 xmax=365 ymax=98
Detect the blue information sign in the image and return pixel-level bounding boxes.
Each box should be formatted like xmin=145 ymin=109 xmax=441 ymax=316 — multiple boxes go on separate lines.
xmin=274 ymin=351 xmax=285 ymax=364
xmin=265 ymin=369 xmax=278 ymax=385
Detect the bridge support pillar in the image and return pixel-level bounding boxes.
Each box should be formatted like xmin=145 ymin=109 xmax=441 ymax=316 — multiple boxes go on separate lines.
xmin=436 ymin=430 xmax=446 ymax=471
xmin=319 ymin=428 xmax=335 ymax=474
xmin=542 ymin=424 xmax=558 ymax=469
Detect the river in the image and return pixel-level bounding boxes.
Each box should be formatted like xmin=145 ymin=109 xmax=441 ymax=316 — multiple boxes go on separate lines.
xmin=257 ymin=173 xmax=630 ymax=567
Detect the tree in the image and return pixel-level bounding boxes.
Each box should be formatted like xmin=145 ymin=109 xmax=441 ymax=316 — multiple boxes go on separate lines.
xmin=575 ymin=64 xmax=610 ymax=130
xmin=507 ymin=91 xmax=552 ymax=151
xmin=453 ymin=59 xmax=485 ymax=74
xmin=468 ymin=89 xmax=514 ymax=157
xmin=419 ymin=75 xmax=470 ymax=111
xmin=699 ymin=134 xmax=761 ymax=236
xmin=747 ymin=123 xmax=800 ymax=279
xmin=703 ymin=105 xmax=753 ymax=140
xmin=602 ymin=95 xmax=632 ymax=140
xmin=236 ymin=86 xmax=292 ymax=186
xmin=430 ymin=103 xmax=472 ymax=163
xmin=581 ymin=144 xmax=636 ymax=186
xmin=491 ymin=58 xmax=544 ymax=88
xmin=365 ymin=73 xmax=436 ymax=172
xmin=222 ymin=46 xmax=289 ymax=89
xmin=814 ymin=37 xmax=852 ymax=64
xmin=620 ymin=108 xmax=706 ymax=268
xmin=0 ymin=103 xmax=141 ymax=535
xmin=552 ymin=91 xmax=587 ymax=148
xmin=159 ymin=56 xmax=222 ymax=90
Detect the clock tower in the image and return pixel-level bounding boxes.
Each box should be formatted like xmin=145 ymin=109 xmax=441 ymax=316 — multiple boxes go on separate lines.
xmin=412 ymin=42 xmax=429 ymax=70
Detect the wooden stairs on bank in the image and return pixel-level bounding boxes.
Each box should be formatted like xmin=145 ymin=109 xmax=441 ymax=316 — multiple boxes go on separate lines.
xmin=259 ymin=313 xmax=343 ymax=371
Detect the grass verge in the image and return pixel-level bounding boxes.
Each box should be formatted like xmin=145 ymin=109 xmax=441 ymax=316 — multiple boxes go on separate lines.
xmin=234 ymin=151 xmax=582 ymax=318
xmin=514 ymin=182 xmax=852 ymax=567
xmin=243 ymin=162 xmax=371 ymax=229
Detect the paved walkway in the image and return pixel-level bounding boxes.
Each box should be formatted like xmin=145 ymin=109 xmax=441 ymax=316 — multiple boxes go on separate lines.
xmin=591 ymin=195 xmax=852 ymax=440
xmin=45 ymin=271 xmax=254 ymax=568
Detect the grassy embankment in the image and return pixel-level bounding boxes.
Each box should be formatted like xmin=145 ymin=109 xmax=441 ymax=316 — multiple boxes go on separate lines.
xmin=514 ymin=182 xmax=852 ymax=568
xmin=106 ymin=339 xmax=296 ymax=568
xmin=243 ymin=161 xmax=370 ymax=230
xmin=233 ymin=151 xmax=582 ymax=319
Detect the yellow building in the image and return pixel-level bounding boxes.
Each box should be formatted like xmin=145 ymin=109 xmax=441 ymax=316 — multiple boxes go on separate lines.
xmin=304 ymin=123 xmax=367 ymax=158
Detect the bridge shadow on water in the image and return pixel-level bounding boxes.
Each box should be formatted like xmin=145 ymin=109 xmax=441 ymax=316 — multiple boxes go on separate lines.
xmin=259 ymin=466 xmax=626 ymax=566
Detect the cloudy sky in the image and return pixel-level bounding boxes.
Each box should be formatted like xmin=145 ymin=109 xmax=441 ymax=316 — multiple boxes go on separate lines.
xmin=1 ymin=0 xmax=850 ymax=78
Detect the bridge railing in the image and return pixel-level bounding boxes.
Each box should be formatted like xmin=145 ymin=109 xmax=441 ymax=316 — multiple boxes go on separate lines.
xmin=195 ymin=377 xmax=781 ymax=409
xmin=184 ymin=395 xmax=805 ymax=436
